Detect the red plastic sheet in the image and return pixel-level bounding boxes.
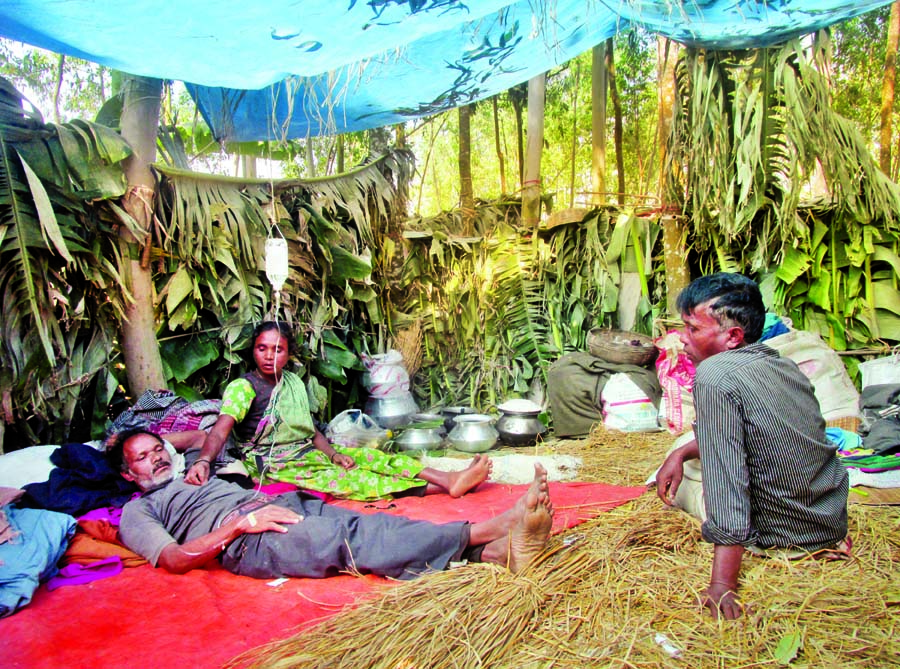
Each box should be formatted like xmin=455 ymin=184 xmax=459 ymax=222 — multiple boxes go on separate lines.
xmin=1 ymin=481 xmax=645 ymax=669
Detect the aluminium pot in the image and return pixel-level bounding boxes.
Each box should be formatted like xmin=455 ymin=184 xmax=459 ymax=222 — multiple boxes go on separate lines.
xmin=447 ymin=414 xmax=498 ymax=453
xmin=495 ymin=399 xmax=547 ymax=446
xmin=441 ymin=405 xmax=476 ymax=433
xmin=393 ymin=426 xmax=444 ymax=451
xmin=364 ymin=392 xmax=419 ymax=430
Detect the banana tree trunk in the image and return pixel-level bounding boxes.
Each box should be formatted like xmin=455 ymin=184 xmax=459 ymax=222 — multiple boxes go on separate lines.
xmin=119 ymin=75 xmax=167 ymax=396
xmin=522 ymin=73 xmax=546 ymax=227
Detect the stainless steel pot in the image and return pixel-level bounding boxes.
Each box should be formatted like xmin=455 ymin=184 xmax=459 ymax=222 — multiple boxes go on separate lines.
xmin=447 ymin=414 xmax=498 ymax=453
xmin=393 ymin=426 xmax=443 ymax=451
xmin=364 ymin=392 xmax=419 ymax=429
xmin=496 ymin=409 xmax=547 ymax=446
xmin=409 ymin=412 xmax=447 ymax=436
xmin=441 ymin=405 xmax=476 ymax=433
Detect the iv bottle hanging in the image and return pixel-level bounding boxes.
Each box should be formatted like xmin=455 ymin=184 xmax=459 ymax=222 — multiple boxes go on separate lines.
xmin=265 ymin=237 xmax=289 ymax=292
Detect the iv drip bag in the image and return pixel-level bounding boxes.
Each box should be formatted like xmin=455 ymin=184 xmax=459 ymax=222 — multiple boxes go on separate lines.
xmin=265 ymin=238 xmax=289 ymax=292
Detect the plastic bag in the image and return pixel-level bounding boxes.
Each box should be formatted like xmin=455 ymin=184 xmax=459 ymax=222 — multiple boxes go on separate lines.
xmin=858 ymin=350 xmax=900 ymax=389
xmin=601 ymin=373 xmax=662 ymax=432
xmin=765 ymin=329 xmax=860 ymax=422
xmin=654 ymin=331 xmax=696 ymax=434
xmin=361 ymin=350 xmax=410 ymax=398
xmin=325 ymin=409 xmax=390 ymax=449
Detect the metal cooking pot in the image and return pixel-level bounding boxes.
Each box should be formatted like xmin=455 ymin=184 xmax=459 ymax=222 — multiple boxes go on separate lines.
xmin=441 ymin=405 xmax=476 ymax=433
xmin=447 ymin=414 xmax=498 ymax=453
xmin=364 ymin=392 xmax=419 ymax=429
xmin=393 ymin=426 xmax=444 ymax=451
xmin=495 ymin=399 xmax=547 ymax=446
xmin=495 ymin=409 xmax=547 ymax=446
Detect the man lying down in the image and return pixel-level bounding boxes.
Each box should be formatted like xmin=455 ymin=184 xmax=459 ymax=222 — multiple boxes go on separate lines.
xmin=106 ymin=429 xmax=553 ymax=580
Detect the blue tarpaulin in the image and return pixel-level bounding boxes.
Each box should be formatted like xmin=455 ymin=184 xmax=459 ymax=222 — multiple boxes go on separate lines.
xmin=0 ymin=1 xmax=892 ymax=140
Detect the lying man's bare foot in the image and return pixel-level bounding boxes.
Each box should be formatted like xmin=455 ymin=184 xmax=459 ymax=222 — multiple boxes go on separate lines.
xmin=447 ymin=454 xmax=492 ymax=497
xmin=506 ymin=483 xmax=554 ymax=573
xmin=471 ymin=463 xmax=553 ymax=553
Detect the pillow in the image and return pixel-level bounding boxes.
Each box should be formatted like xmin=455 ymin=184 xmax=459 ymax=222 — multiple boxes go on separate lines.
xmin=0 ymin=446 xmax=59 ymax=490
xmin=0 ymin=440 xmax=183 ymax=491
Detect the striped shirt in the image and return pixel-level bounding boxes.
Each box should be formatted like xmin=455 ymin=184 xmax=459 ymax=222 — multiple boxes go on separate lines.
xmin=694 ymin=343 xmax=848 ymax=551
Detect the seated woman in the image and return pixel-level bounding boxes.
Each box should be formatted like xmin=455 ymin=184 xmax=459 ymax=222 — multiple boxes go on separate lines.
xmin=184 ymin=321 xmax=490 ymax=501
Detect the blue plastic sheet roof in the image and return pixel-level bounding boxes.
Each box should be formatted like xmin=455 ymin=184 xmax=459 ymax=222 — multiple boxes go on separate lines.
xmin=0 ymin=1 xmax=892 ymax=140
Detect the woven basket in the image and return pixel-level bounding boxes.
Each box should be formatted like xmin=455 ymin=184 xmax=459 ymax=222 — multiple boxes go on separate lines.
xmin=587 ymin=328 xmax=656 ymax=366
xmin=825 ymin=415 xmax=861 ymax=433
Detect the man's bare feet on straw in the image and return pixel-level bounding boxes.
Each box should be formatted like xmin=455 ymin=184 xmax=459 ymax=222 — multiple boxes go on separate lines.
xmin=477 ymin=463 xmax=553 ymax=567
xmin=506 ymin=475 xmax=554 ymax=573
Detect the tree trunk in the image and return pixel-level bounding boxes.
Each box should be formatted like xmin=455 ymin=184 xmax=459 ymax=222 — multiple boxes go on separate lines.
xmin=591 ymin=43 xmax=608 ymax=206
xmin=306 ymin=138 xmax=316 ymax=177
xmin=53 ymin=54 xmax=65 ymax=123
xmin=458 ymin=104 xmax=475 ymax=234
xmin=522 ymin=73 xmax=546 ymax=227
xmin=607 ymin=38 xmax=625 ymax=206
xmin=881 ymin=1 xmax=900 ymax=174
xmin=241 ymin=156 xmax=257 ymax=178
xmin=509 ymin=84 xmax=526 ymax=186
xmin=119 ymin=75 xmax=167 ymax=396
xmin=657 ymin=37 xmax=690 ymax=316
xmin=394 ymin=122 xmax=409 ymax=224
xmin=569 ymin=60 xmax=580 ymax=208
xmin=337 ymin=134 xmax=345 ymax=173
xmin=492 ymin=95 xmax=507 ymax=194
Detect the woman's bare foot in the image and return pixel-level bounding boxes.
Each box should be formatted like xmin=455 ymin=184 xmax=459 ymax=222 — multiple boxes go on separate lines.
xmin=447 ymin=454 xmax=492 ymax=497
xmin=506 ymin=484 xmax=554 ymax=573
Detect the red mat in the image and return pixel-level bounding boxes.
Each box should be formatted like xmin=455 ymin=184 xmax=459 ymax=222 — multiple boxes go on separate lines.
xmin=1 ymin=481 xmax=645 ymax=669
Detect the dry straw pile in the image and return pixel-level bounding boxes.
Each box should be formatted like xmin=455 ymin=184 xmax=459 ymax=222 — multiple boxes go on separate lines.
xmin=392 ymin=320 xmax=423 ymax=378
xmin=229 ymin=428 xmax=900 ymax=668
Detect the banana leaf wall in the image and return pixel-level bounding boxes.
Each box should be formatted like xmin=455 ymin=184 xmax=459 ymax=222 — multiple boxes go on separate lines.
xmin=5 ymin=38 xmax=900 ymax=451
xmin=666 ymin=39 xmax=900 ymax=375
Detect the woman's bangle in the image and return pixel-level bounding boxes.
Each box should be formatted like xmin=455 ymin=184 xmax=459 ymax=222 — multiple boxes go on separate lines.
xmin=193 ymin=459 xmax=211 ymax=468
xmin=329 ymin=452 xmax=339 ymax=463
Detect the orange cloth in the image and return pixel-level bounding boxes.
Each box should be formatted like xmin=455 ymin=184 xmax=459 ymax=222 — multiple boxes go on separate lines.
xmin=61 ymin=519 xmax=147 ymax=568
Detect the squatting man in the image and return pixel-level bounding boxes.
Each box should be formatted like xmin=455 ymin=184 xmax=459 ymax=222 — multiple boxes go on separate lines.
xmin=655 ymin=273 xmax=849 ymax=620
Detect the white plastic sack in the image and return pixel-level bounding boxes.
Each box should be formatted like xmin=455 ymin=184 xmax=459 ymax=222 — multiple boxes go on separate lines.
xmin=858 ymin=351 xmax=900 ymax=389
xmin=601 ymin=373 xmax=662 ymax=432
xmin=765 ymin=329 xmax=860 ymax=421
xmin=325 ymin=409 xmax=389 ymax=448
xmin=361 ymin=350 xmax=410 ymax=398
